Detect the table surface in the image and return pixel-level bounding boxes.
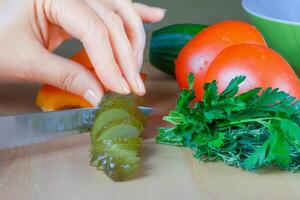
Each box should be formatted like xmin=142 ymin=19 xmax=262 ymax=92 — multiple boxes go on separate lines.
xmin=1 ymin=1 xmax=300 ymax=200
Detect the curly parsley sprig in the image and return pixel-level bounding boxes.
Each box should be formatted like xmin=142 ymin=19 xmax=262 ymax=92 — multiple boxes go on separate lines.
xmin=157 ymin=74 xmax=300 ymax=171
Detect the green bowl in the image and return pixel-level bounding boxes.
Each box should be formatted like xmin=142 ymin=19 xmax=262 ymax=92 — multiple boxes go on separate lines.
xmin=242 ymin=0 xmax=300 ymax=77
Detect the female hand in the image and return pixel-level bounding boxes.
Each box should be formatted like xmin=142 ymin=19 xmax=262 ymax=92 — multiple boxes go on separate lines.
xmin=0 ymin=0 xmax=165 ymax=106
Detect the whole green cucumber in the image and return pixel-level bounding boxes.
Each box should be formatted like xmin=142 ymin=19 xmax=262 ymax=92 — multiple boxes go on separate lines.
xmin=149 ymin=24 xmax=208 ymax=75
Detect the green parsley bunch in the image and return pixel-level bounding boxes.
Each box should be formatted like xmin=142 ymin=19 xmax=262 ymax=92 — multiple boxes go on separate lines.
xmin=157 ymin=74 xmax=300 ymax=171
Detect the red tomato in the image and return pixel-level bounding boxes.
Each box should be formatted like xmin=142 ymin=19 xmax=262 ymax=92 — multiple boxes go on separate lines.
xmin=175 ymin=20 xmax=267 ymax=99
xmin=204 ymin=44 xmax=300 ymax=99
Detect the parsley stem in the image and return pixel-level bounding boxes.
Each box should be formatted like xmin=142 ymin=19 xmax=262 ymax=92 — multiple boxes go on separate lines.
xmin=218 ymin=117 xmax=282 ymax=127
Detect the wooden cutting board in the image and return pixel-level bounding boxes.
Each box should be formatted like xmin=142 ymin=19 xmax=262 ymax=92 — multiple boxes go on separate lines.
xmin=0 ymin=64 xmax=299 ymax=200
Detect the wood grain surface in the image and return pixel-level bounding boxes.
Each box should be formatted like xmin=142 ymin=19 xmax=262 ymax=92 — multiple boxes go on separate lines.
xmin=0 ymin=63 xmax=300 ymax=200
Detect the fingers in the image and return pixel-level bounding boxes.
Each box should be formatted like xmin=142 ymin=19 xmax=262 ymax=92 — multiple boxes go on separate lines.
xmin=29 ymin=48 xmax=104 ymax=107
xmin=44 ymin=0 xmax=132 ymax=95
xmin=84 ymin=0 xmax=145 ymax=95
xmin=43 ymin=0 xmax=165 ymax=97
xmin=112 ymin=0 xmax=146 ymax=69
xmin=110 ymin=1 xmax=165 ymax=69
xmin=133 ymin=3 xmax=166 ymax=23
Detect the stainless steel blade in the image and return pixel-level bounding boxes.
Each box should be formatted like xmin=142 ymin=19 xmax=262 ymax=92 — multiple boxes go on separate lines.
xmin=0 ymin=106 xmax=153 ymax=150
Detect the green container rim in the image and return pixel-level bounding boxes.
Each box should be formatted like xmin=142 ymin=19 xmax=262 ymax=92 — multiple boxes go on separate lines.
xmin=242 ymin=0 xmax=300 ymax=26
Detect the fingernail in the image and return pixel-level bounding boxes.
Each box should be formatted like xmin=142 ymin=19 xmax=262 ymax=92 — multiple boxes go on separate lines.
xmin=136 ymin=76 xmax=146 ymax=95
xmin=119 ymin=78 xmax=131 ymax=94
xmin=156 ymin=8 xmax=167 ymax=17
xmin=84 ymin=89 xmax=101 ymax=107
xmin=153 ymin=7 xmax=166 ymax=13
xmin=138 ymin=52 xmax=144 ymax=68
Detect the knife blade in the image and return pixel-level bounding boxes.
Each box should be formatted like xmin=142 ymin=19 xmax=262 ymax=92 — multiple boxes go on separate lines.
xmin=0 ymin=106 xmax=153 ymax=150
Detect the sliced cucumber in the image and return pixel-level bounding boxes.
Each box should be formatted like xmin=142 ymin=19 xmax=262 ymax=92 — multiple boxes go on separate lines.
xmin=90 ymin=137 xmax=141 ymax=181
xmin=102 ymin=92 xmax=144 ymax=107
xmin=91 ymin=104 xmax=145 ymax=141
xmin=103 ymin=147 xmax=140 ymax=181
xmin=89 ymin=92 xmax=146 ymax=181
xmin=100 ymin=95 xmax=134 ymax=108
xmin=91 ymin=92 xmax=146 ymax=142
xmin=95 ymin=117 xmax=144 ymax=141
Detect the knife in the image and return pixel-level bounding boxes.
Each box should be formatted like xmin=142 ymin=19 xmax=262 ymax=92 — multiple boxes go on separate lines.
xmin=0 ymin=107 xmax=153 ymax=150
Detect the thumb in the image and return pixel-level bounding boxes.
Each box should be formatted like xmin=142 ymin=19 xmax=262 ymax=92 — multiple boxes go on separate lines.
xmin=31 ymin=49 xmax=104 ymax=107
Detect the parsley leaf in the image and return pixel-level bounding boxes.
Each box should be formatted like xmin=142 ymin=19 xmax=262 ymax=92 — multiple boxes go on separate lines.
xmin=208 ymin=132 xmax=225 ymax=149
xmin=266 ymin=122 xmax=291 ymax=168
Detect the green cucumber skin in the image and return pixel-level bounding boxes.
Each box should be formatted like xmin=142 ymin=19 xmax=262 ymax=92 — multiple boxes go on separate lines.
xmin=149 ymin=24 xmax=208 ymax=75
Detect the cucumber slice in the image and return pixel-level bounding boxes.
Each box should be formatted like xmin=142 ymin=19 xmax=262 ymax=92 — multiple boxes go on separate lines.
xmin=90 ymin=137 xmax=141 ymax=181
xmin=103 ymin=147 xmax=140 ymax=181
xmin=91 ymin=93 xmax=146 ymax=141
xmin=95 ymin=117 xmax=144 ymax=141
xmin=91 ymin=103 xmax=145 ymax=141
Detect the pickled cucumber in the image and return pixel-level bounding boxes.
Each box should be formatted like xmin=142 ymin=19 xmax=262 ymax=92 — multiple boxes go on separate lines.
xmin=89 ymin=93 xmax=146 ymax=181
xmin=95 ymin=117 xmax=144 ymax=141
xmin=91 ymin=103 xmax=145 ymax=141
xmin=102 ymin=92 xmax=145 ymax=106
xmin=90 ymin=137 xmax=141 ymax=177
